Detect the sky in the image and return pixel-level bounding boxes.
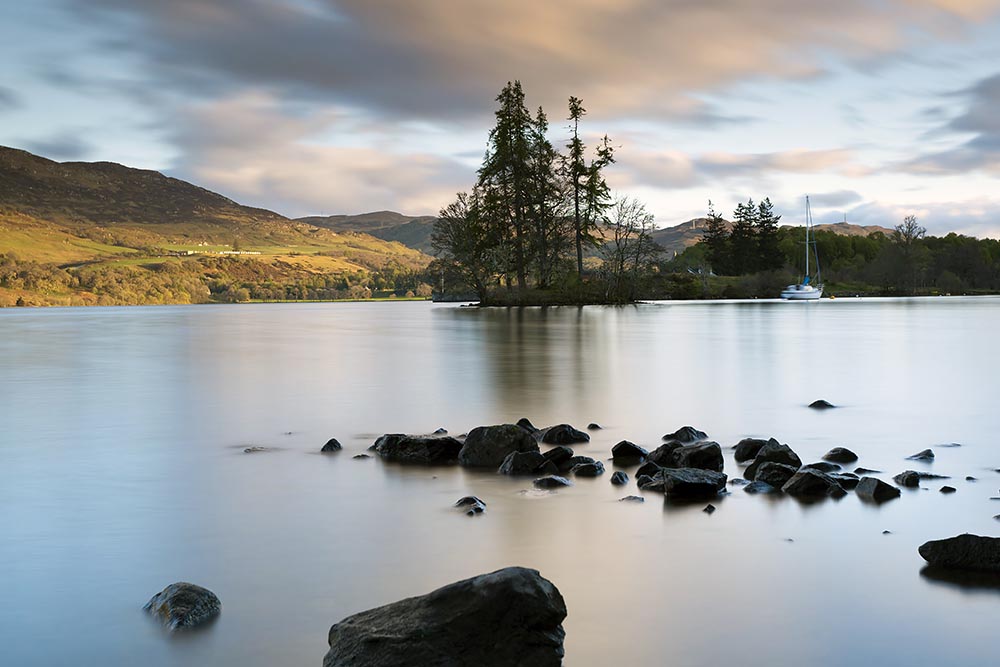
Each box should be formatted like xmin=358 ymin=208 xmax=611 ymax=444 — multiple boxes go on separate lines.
xmin=3 ymin=0 xmax=1000 ymax=237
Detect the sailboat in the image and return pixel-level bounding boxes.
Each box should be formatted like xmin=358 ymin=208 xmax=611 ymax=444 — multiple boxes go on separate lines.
xmin=781 ymin=196 xmax=824 ymax=300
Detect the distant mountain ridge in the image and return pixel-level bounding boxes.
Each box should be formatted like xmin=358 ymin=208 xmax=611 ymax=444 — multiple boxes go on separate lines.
xmin=298 ymin=211 xmax=437 ymax=254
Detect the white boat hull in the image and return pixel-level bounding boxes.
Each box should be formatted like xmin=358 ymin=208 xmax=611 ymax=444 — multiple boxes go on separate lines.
xmin=781 ymin=284 xmax=823 ymax=300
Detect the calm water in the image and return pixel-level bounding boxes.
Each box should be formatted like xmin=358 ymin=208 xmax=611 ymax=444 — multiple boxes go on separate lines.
xmin=2 ymin=298 xmax=999 ymax=666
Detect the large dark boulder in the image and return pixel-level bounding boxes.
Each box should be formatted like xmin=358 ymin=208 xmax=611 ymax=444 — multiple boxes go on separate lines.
xmin=611 ymin=441 xmax=648 ymax=463
xmin=671 ymin=441 xmax=724 ymax=472
xmin=323 ymin=567 xmax=567 ymax=667
xmin=321 ymin=438 xmax=343 ymax=453
xmin=516 ymin=417 xmax=539 ymax=434
xmin=636 ymin=471 xmax=666 ymax=492
xmin=646 ymin=442 xmax=683 ymax=467
xmin=828 ymin=472 xmax=860 ymax=490
xmin=375 ymin=434 xmax=464 ymax=464
xmin=802 ymin=462 xmax=841 ymax=473
xmin=781 ymin=470 xmax=846 ymax=498
xmin=541 ymin=446 xmax=574 ymax=467
xmin=559 ymin=455 xmax=596 ymax=473
xmin=459 ymin=424 xmax=539 ymax=468
xmin=662 ymin=426 xmax=708 ymax=443
xmin=635 ymin=460 xmax=663 ymax=479
xmin=498 ymin=451 xmax=548 ymax=476
xmin=734 ymin=438 xmax=774 ymax=463
xmin=144 ymin=582 xmax=220 ymax=630
xmin=572 ymin=461 xmax=605 ymax=477
xmin=540 ymin=424 xmax=590 ymax=445
xmin=754 ymin=462 xmax=799 ymax=489
xmin=918 ymin=534 xmax=1000 ymax=572
xmin=823 ymin=447 xmax=858 ymax=463
xmin=745 ymin=442 xmax=802 ymax=479
xmin=855 ymin=477 xmax=900 ymax=503
xmin=370 ymin=433 xmax=405 ymax=451
xmin=660 ymin=468 xmax=727 ymax=498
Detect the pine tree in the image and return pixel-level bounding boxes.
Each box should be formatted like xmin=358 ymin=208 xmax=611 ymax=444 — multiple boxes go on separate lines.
xmin=702 ymin=200 xmax=732 ymax=275
xmin=729 ymin=198 xmax=758 ymax=274
xmin=565 ymin=96 xmax=588 ymax=278
xmin=755 ymin=197 xmax=783 ymax=271
xmin=527 ymin=106 xmax=568 ymax=288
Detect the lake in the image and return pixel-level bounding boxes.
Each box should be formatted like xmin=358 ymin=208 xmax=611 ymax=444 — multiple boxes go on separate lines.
xmin=1 ymin=297 xmax=999 ymax=666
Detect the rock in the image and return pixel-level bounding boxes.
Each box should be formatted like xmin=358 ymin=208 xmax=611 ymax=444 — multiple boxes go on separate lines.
xmin=321 ymin=438 xmax=343 ymax=453
xmin=455 ymin=496 xmax=487 ymax=515
xmin=823 ymin=447 xmax=858 ymax=463
xmin=883 ymin=530 xmax=892 ymax=535
xmin=432 ymin=428 xmax=448 ymax=435
xmin=918 ymin=534 xmax=1000 ymax=572
xmin=940 ymin=486 xmax=957 ymax=494
xmin=619 ymin=495 xmax=645 ymax=503
xmin=610 ymin=471 xmax=629 ymax=486
xmin=671 ymin=441 xmax=724 ymax=472
xmin=635 ymin=460 xmax=663 ymax=479
xmin=375 ymin=434 xmax=464 ymax=465
xmin=369 ymin=433 xmax=404 ymax=451
xmin=966 ymin=476 xmax=977 ymax=481
xmin=729 ymin=478 xmax=750 ymax=486
xmin=541 ymin=446 xmax=574 ymax=467
xmin=662 ymin=426 xmax=708 ymax=443
xmin=144 ymin=582 xmax=221 ymax=630
xmin=352 ymin=454 xmax=370 ymax=460
xmin=459 ymin=424 xmax=539 ymax=468
xmin=703 ymin=504 xmax=716 ymax=514
xmin=802 ymin=462 xmax=842 ymax=473
xmin=734 ymin=437 xmax=774 ymax=463
xmin=636 ymin=472 xmax=666 ymax=492
xmin=559 ymin=455 xmax=596 ymax=473
xmin=906 ymin=448 xmax=935 ymax=461
xmin=828 ymin=472 xmax=860 ymax=490
xmin=938 ymin=442 xmax=962 ymax=448
xmin=854 ymin=467 xmax=882 ymax=475
xmin=781 ymin=470 xmax=846 ymax=498
xmin=571 ymin=461 xmax=605 ymax=477
xmin=323 ymin=567 xmax=567 ymax=667
xmin=893 ymin=471 xmax=921 ymax=488
xmin=587 ymin=423 xmax=602 ymax=430
xmin=646 ymin=442 xmax=683 ymax=467
xmin=498 ymin=451 xmax=548 ymax=476
xmin=744 ymin=481 xmax=779 ymax=494
xmin=745 ymin=442 xmax=802 ymax=480
xmin=753 ymin=462 xmax=799 ymax=489
xmin=536 ymin=460 xmax=559 ymax=475
xmin=914 ymin=472 xmax=950 ymax=479
xmin=660 ymin=468 xmax=727 ymax=498
xmin=808 ymin=399 xmax=836 ymax=409
xmin=540 ymin=424 xmax=590 ymax=445
xmin=243 ymin=446 xmax=269 ymax=453
xmin=856 ymin=477 xmax=901 ymax=503
xmin=611 ymin=440 xmax=648 ymax=463
xmin=533 ymin=475 xmax=572 ymax=489
xmin=516 ymin=417 xmax=539 ymax=434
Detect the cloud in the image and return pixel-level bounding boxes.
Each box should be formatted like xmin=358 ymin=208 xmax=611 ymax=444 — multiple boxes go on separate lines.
xmin=0 ymin=86 xmax=20 ymax=111
xmin=168 ymin=93 xmax=469 ymax=216
xmin=23 ymin=132 xmax=93 ymax=160
xmin=806 ymin=190 xmax=865 ymax=208
xmin=845 ymin=197 xmax=1000 ymax=238
xmin=68 ymin=0 xmax=1000 ymax=121
xmin=899 ymin=72 xmax=1000 ymax=174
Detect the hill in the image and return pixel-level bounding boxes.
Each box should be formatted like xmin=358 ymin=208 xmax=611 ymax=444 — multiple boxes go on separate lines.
xmin=298 ymin=211 xmax=438 ymax=254
xmin=0 ymin=147 xmax=433 ymax=306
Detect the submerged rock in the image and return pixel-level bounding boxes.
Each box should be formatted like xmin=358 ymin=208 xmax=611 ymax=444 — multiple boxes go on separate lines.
xmin=828 ymin=472 xmax=860 ymax=490
xmin=541 ymin=446 xmax=574 ymax=467
xmin=823 ymin=447 xmax=858 ymax=463
xmin=734 ymin=437 xmax=774 ymax=463
xmin=856 ymin=477 xmax=901 ymax=503
xmin=906 ymin=448 xmax=935 ymax=461
xmin=808 ymin=399 xmax=836 ymax=409
xmin=918 ymin=534 xmax=1000 ymax=572
xmin=744 ymin=481 xmax=779 ymax=494
xmin=323 ymin=567 xmax=567 ymax=667
xmin=610 ymin=471 xmax=629 ymax=486
xmin=781 ymin=470 xmax=846 ymax=498
xmin=940 ymin=486 xmax=957 ymax=494
xmin=587 ymin=422 xmax=602 ymax=430
xmin=802 ymin=462 xmax=842 ymax=473
xmin=611 ymin=440 xmax=648 ymax=463
xmin=498 ymin=451 xmax=548 ymax=476
xmin=571 ymin=461 xmax=605 ymax=477
xmin=893 ymin=471 xmax=921 ymax=488
xmin=352 ymin=454 xmax=371 ymax=460
xmin=454 ymin=496 xmax=487 ymax=515
xmin=753 ymin=462 xmax=798 ymax=489
xmin=662 ymin=426 xmax=708 ymax=443
xmin=619 ymin=495 xmax=645 ymax=503
xmin=540 ymin=424 xmax=590 ymax=445
xmin=533 ymin=475 xmax=572 ymax=489
xmin=432 ymin=428 xmax=449 ymax=435
xmin=855 ymin=467 xmax=882 ymax=475
xmin=660 ymin=468 xmax=727 ymax=498
xmin=459 ymin=424 xmax=539 ymax=468
xmin=375 ymin=434 xmax=464 ymax=465
xmin=243 ymin=446 xmax=270 ymax=454
xmin=144 ymin=582 xmax=221 ymax=630
xmin=321 ymin=438 xmax=343 ymax=453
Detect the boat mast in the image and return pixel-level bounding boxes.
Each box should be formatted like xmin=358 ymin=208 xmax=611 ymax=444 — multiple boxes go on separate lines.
xmin=804 ymin=196 xmax=810 ymax=280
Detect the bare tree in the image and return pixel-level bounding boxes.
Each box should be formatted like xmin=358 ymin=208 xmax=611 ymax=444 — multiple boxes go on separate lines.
xmin=601 ymin=196 xmax=661 ymax=301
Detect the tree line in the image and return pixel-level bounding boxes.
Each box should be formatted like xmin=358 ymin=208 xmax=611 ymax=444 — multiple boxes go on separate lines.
xmin=432 ymin=81 xmax=660 ymax=304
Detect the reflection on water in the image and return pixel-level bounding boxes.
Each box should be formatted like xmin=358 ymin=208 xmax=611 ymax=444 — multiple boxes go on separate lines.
xmin=1 ymin=298 xmax=999 ymax=666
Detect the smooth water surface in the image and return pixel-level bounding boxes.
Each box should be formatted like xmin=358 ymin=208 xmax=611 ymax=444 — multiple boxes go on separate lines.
xmin=1 ymin=298 xmax=999 ymax=666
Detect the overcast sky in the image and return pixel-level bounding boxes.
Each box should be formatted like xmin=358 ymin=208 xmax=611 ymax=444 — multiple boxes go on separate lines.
xmin=3 ymin=0 xmax=1000 ymax=236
